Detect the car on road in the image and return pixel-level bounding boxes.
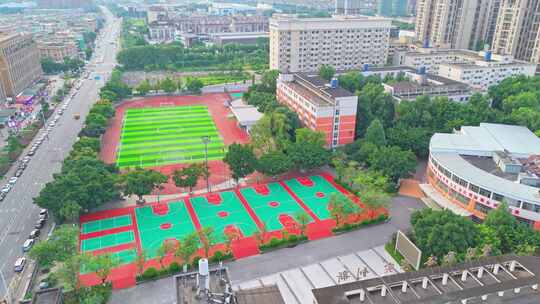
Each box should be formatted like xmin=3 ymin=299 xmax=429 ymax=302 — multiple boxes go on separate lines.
xmin=0 ymin=192 xmax=6 ymax=202
xmin=27 ymin=149 xmax=35 ymax=156
xmin=8 ymin=177 xmax=17 ymax=185
xmin=14 ymin=169 xmax=23 ymax=177
xmin=14 ymin=257 xmax=26 ymax=272
xmin=48 ymin=122 xmax=55 ymax=127
xmin=22 ymin=239 xmax=34 ymax=252
xmin=22 ymin=156 xmax=31 ymax=163
xmin=30 ymin=229 xmax=40 ymax=239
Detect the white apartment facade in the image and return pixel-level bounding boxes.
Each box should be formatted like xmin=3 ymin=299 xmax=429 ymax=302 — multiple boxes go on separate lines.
xmin=398 ymin=48 xmax=536 ymax=91
xmin=269 ymin=16 xmax=391 ymax=73
xmin=493 ymin=0 xmax=540 ymax=66
xmin=415 ymin=0 xmax=501 ymax=50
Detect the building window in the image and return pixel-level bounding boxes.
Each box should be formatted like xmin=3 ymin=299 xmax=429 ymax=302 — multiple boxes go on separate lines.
xmin=492 ymin=193 xmax=504 ymax=202
xmin=469 ymin=184 xmax=480 ymax=193
xmin=479 ymin=188 xmax=492 ymax=198
xmin=475 ymin=202 xmax=492 ymax=214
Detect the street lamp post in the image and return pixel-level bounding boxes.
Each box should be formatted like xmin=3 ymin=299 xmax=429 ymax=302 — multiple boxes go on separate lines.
xmin=201 ymin=136 xmax=210 ymax=193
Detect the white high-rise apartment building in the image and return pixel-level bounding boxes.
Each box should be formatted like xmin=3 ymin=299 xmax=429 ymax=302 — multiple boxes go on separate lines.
xmin=492 ymin=0 xmax=540 ymax=66
xmin=415 ymin=0 xmax=501 ymax=50
xmin=269 ymin=15 xmax=391 ymax=73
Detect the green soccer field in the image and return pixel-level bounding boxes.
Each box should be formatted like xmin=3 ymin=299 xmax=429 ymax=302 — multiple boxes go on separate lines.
xmin=116 ymin=106 xmax=226 ymax=168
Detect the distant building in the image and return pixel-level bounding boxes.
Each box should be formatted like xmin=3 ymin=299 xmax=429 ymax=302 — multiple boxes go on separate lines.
xmin=493 ymin=0 xmax=540 ymax=67
xmin=397 ymin=47 xmax=537 ymax=91
xmin=0 ymin=32 xmax=43 ymax=100
xmin=208 ymin=32 xmax=268 ymax=46
xmin=36 ymin=0 xmax=93 ymax=10
xmin=277 ymin=73 xmax=358 ymax=148
xmin=415 ymin=0 xmax=501 ymax=50
xmin=377 ymin=0 xmax=408 ymax=16
xmin=176 ymin=15 xmax=268 ymax=35
xmin=38 ymin=41 xmax=79 ymax=62
xmin=426 ymin=123 xmax=540 ymax=228
xmin=147 ymin=6 xmax=168 ymax=24
xmin=359 ymin=66 xmax=473 ymax=102
xmin=269 ymin=15 xmax=391 ymax=73
xmin=313 ymin=255 xmax=540 ymax=303
xmin=148 ymin=21 xmax=176 ymax=44
xmin=335 ymin=0 xmax=364 ymax=15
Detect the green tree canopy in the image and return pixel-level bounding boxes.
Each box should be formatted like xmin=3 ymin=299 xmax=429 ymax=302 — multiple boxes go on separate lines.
xmin=256 ymin=150 xmax=291 ymax=178
xmin=318 ymin=64 xmax=336 ymax=81
xmin=118 ymin=168 xmax=168 ymax=202
xmin=287 ymin=128 xmax=330 ymax=171
xmin=364 ymin=119 xmax=387 ymax=147
xmin=224 ymin=143 xmax=257 ymax=182
xmin=172 ymin=163 xmax=205 ymax=193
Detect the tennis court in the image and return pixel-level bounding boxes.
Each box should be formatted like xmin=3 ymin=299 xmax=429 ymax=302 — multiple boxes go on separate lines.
xmin=240 ymin=182 xmax=313 ymax=231
xmin=135 ymin=201 xmax=197 ymax=258
xmin=81 ymin=231 xmax=135 ymax=252
xmin=116 ymin=105 xmax=226 ymax=168
xmin=81 ymin=215 xmax=132 ymax=234
xmin=190 ymin=191 xmax=259 ymax=242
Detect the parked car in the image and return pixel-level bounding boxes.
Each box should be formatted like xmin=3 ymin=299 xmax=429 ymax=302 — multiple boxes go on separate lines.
xmin=0 ymin=192 xmax=6 ymax=201
xmin=8 ymin=177 xmax=17 ymax=185
xmin=22 ymin=239 xmax=34 ymax=252
xmin=35 ymin=219 xmax=45 ymax=229
xmin=14 ymin=257 xmax=26 ymax=272
xmin=15 ymin=169 xmax=23 ymax=177
xmin=1 ymin=184 xmax=11 ymax=193
xmin=29 ymin=229 xmax=40 ymax=239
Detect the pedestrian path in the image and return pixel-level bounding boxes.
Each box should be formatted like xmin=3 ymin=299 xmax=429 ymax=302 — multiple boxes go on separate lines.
xmin=232 ymin=245 xmax=402 ymax=304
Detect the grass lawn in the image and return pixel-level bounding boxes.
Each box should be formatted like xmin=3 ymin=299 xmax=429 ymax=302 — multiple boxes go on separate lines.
xmin=116 ymin=105 xmax=225 ymax=168
xmin=198 ymin=72 xmax=250 ymax=86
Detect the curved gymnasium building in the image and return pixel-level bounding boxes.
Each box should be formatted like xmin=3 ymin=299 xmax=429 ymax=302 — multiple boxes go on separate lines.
xmin=426 ymin=123 xmax=540 ymax=230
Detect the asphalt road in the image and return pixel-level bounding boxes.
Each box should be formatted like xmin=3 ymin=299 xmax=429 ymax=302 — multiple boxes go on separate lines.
xmin=0 ymin=7 xmax=121 ymax=299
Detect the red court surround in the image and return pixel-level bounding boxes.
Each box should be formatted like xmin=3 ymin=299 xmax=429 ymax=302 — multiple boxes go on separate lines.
xmin=79 ymin=173 xmax=388 ymax=290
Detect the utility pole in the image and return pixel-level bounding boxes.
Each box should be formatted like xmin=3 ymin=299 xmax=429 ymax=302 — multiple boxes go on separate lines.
xmin=201 ymin=135 xmax=210 ymax=193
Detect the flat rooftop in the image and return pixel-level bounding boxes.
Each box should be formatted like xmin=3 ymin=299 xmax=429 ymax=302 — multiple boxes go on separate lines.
xmin=313 ymin=255 xmax=540 ymax=304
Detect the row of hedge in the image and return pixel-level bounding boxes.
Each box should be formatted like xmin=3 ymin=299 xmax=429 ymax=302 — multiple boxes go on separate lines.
xmin=332 ymin=213 xmax=389 ymax=233
xmin=259 ymin=234 xmax=308 ymax=252
xmin=137 ymin=251 xmax=234 ymax=282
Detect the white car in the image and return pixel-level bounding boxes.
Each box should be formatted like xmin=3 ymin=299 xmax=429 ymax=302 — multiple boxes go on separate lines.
xmin=14 ymin=257 xmax=26 ymax=272
xmin=22 ymin=239 xmax=34 ymax=252
xmin=8 ymin=177 xmax=17 ymax=185
xmin=48 ymin=122 xmax=55 ymax=127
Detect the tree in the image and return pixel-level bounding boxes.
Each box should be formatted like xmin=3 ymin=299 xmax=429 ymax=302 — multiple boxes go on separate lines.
xmin=424 ymin=255 xmax=438 ymax=267
xmin=224 ymin=229 xmax=241 ymax=254
xmin=250 ymin=111 xmax=292 ymax=153
xmin=86 ymin=253 xmax=118 ymax=284
xmin=223 ymin=143 xmax=257 ymax=183
xmin=156 ymin=240 xmax=176 ymax=269
xmin=135 ymin=79 xmax=151 ymax=96
xmin=355 ymin=83 xmax=395 ymax=138
xmin=360 ymin=189 xmax=391 ymax=219
xmin=160 ymin=77 xmax=177 ymax=94
xmin=442 ymin=251 xmax=457 ymax=266
xmin=172 ymin=163 xmax=204 ymax=193
xmin=176 ymin=232 xmax=200 ymax=268
xmin=328 ymin=193 xmax=357 ymax=227
xmin=411 ymin=209 xmax=479 ymax=260
xmin=135 ymin=250 xmax=146 ymax=276
xmin=318 ymin=64 xmax=336 ymax=81
xmin=29 ymin=226 xmax=80 ymax=268
xmin=118 ymin=168 xmax=168 ymax=203
xmin=352 ymin=169 xmax=391 ymax=194
xmin=35 ymin=158 xmax=119 ymax=223
xmin=200 ymin=227 xmax=216 ymax=258
xmin=294 ymin=211 xmax=311 ymax=237
xmin=186 ymin=77 xmax=204 ymax=94
xmin=256 ymin=151 xmax=291 ymax=178
xmin=287 ymin=128 xmax=330 ymax=172
xmin=367 ymin=146 xmax=416 ymax=183
xmin=56 ymin=254 xmax=83 ymax=291
xmin=253 ymin=223 xmax=268 ymax=246
xmin=364 ymin=119 xmax=387 ymax=147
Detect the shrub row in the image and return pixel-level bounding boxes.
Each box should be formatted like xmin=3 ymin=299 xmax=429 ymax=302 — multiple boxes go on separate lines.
xmin=259 ymin=234 xmax=308 ymax=252
xmin=332 ymin=213 xmax=389 ymax=233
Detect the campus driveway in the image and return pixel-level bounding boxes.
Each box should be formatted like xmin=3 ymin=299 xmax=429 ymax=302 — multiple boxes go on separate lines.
xmin=108 ymin=196 xmax=425 ymax=304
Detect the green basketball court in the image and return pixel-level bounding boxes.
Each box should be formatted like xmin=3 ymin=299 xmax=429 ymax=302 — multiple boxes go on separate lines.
xmin=190 ymin=191 xmax=259 ymax=242
xmin=81 ymin=215 xmax=132 ymax=234
xmin=135 ymin=201 xmax=197 ymax=258
xmin=285 ymin=175 xmax=359 ymax=219
xmin=240 ymin=182 xmax=313 ymax=231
